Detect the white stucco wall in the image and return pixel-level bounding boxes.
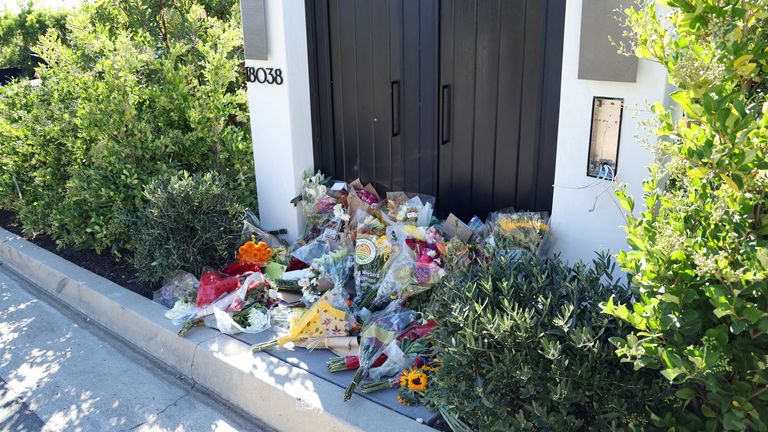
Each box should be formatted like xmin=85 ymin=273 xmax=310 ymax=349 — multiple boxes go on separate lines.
xmin=245 ymin=0 xmax=314 ymax=241
xmin=548 ymin=0 xmax=669 ymax=264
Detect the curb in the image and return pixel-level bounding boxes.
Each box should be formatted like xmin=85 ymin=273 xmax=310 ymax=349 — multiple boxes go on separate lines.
xmin=0 ymin=228 xmax=431 ymax=432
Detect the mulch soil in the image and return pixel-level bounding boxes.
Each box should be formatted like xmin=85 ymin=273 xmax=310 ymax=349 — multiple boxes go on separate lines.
xmin=0 ymin=209 xmax=153 ymax=299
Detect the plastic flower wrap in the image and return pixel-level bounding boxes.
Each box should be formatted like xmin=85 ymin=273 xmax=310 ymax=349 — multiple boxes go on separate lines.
xmin=196 ymin=268 xmax=243 ymax=307
xmin=343 ymin=301 xmax=418 ymax=401
xmin=368 ymin=334 xmax=434 ymax=380
xmin=175 ymin=272 xmax=267 ymax=336
xmin=251 ymin=286 xmax=354 ymax=352
xmin=443 ymin=237 xmax=472 ymax=272
xmin=488 ymin=211 xmax=550 ymax=253
xmin=213 ymin=301 xmax=271 ymax=335
xmin=294 ymin=171 xmax=338 ymax=241
xmin=299 ymin=249 xmax=353 ymax=306
xmin=353 ymin=210 xmax=391 ymax=306
xmin=314 ymin=196 xmax=337 ymax=214
xmin=153 ymin=271 xmax=198 ymax=309
xmin=363 ymin=241 xmax=416 ymax=309
xmin=241 ymin=208 xmax=286 ymax=249
xmin=327 ymin=320 xmax=436 ymax=374
xmin=383 ymin=193 xmax=434 ymax=226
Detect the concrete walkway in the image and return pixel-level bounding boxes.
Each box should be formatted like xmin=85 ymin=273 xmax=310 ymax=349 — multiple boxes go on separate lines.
xmin=0 ymin=264 xmax=268 ymax=432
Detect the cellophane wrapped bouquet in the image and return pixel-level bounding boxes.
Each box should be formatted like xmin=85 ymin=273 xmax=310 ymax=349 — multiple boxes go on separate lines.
xmin=343 ymin=301 xmax=418 ymax=400
xmin=251 ymin=284 xmax=355 ymax=352
xmin=353 ymin=209 xmax=392 ymax=308
xmin=299 ymin=248 xmax=353 ymax=306
xmin=487 ymin=210 xmax=550 ymax=254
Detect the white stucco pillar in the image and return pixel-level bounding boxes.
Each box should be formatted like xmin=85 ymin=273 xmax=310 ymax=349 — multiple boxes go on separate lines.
xmin=243 ymin=0 xmax=314 ymax=241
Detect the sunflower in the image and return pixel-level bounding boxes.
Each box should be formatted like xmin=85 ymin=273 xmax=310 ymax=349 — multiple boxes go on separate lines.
xmin=407 ymin=369 xmax=428 ymax=392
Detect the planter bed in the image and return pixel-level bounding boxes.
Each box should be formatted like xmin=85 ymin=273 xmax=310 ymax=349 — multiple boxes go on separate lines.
xmin=0 ymin=209 xmax=151 ymax=298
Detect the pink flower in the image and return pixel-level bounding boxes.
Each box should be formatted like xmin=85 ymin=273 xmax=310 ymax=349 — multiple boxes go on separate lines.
xmin=356 ymin=189 xmax=380 ymax=206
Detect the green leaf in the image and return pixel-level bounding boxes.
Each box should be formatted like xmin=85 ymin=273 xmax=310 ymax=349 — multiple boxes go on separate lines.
xmin=661 ymin=367 xmax=685 ymax=382
xmin=675 ymin=387 xmax=696 ymax=400
xmin=730 ymin=319 xmax=746 ymax=335
xmin=688 ymin=166 xmax=710 ymax=179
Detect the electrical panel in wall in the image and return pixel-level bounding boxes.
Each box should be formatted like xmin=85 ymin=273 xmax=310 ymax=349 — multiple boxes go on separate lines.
xmin=587 ymin=97 xmax=623 ymax=179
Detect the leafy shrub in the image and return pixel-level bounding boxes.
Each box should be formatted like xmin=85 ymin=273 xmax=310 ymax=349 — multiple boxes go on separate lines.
xmin=0 ymin=0 xmax=255 ymax=253
xmin=427 ymin=251 xmax=668 ymax=431
xmin=604 ymin=2 xmax=768 ymax=430
xmin=0 ymin=2 xmax=69 ymax=74
xmin=128 ymin=171 xmax=243 ymax=285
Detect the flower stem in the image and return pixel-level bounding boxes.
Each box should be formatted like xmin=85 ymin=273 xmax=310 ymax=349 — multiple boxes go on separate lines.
xmin=252 ymin=339 xmax=278 ymax=352
xmin=327 ymin=357 xmax=350 ymax=373
xmin=360 ymin=379 xmax=393 ymax=394
xmin=178 ymin=319 xmax=204 ymax=337
xmin=343 ymin=368 xmax=365 ymax=401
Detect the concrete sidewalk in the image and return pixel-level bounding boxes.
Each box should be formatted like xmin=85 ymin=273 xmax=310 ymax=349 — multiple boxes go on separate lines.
xmin=0 ymin=264 xmax=267 ymax=432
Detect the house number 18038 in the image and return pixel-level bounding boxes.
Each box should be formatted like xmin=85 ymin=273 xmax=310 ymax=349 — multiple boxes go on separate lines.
xmin=245 ymin=66 xmax=284 ymax=85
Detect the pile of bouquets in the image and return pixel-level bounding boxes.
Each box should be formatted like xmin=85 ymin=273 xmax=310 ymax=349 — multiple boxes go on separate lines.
xmin=156 ymin=170 xmax=552 ymax=411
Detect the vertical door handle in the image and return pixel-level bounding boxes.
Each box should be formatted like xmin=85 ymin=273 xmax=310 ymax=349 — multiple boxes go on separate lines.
xmin=391 ymin=81 xmax=400 ymax=137
xmin=441 ymin=85 xmax=451 ymax=145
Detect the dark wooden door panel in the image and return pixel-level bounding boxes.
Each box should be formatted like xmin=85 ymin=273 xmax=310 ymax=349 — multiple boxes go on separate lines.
xmin=307 ymin=0 xmax=438 ymax=196
xmin=307 ymin=0 xmax=564 ymax=220
xmin=438 ymin=0 xmax=565 ymax=220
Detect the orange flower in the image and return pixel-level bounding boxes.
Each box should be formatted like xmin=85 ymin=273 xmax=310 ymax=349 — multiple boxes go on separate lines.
xmin=238 ymin=240 xmax=272 ymax=265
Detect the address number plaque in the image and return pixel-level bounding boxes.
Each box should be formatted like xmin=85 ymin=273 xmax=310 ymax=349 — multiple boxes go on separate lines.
xmin=245 ymin=66 xmax=284 ymax=85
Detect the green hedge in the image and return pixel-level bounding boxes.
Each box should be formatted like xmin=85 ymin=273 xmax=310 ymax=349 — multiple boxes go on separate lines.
xmin=605 ymin=1 xmax=768 ymax=430
xmin=0 ymin=2 xmax=68 ymax=73
xmin=0 ymin=0 xmax=255 ymax=253
xmin=428 ymin=251 xmax=670 ymax=431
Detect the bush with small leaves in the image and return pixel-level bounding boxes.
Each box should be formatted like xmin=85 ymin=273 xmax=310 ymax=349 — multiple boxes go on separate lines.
xmin=427 ymin=251 xmax=669 ymax=431
xmin=128 ymin=171 xmax=243 ymax=286
xmin=0 ymin=0 xmax=255 ymax=253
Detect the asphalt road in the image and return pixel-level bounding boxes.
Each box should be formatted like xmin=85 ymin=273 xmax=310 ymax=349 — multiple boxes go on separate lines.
xmin=0 ymin=263 xmax=269 ymax=432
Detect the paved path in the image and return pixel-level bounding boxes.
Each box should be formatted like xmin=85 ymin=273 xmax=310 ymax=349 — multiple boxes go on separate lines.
xmin=0 ymin=264 xmax=267 ymax=432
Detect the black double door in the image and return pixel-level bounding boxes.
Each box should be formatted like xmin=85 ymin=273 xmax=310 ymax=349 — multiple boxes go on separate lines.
xmin=306 ymin=0 xmax=566 ymax=220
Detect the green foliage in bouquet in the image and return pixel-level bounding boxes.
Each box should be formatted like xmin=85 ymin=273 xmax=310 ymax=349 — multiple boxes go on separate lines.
xmin=128 ymin=171 xmax=243 ymax=285
xmin=603 ymin=2 xmax=768 ymax=430
xmin=0 ymin=2 xmax=68 ymax=74
xmin=0 ymin=0 xmax=255 ymax=253
xmin=427 ymin=252 xmax=669 ymax=431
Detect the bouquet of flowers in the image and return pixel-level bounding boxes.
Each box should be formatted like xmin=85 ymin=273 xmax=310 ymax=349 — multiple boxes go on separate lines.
xmin=251 ymin=286 xmax=354 ymax=352
xmin=343 ymin=302 xmax=418 ymax=401
xmin=154 ymin=271 xmax=198 ymax=309
xmin=237 ymin=238 xmax=273 ymax=266
xmin=293 ymin=171 xmax=340 ymax=242
xmin=353 ymin=210 xmax=391 ymax=307
xmin=327 ymin=320 xmax=435 ymax=373
xmin=396 ymin=364 xmax=438 ymax=407
xmin=299 ymin=249 xmax=353 ymax=306
xmin=212 ymin=285 xmax=273 ymax=335
xmin=371 ymin=226 xmax=447 ymax=308
xmin=368 ymin=335 xmax=434 ymax=380
xmin=176 ymin=272 xmax=268 ymax=336
xmin=383 ymin=193 xmax=434 ymax=226
xmin=487 ymin=211 xmax=550 ymax=253
xmin=363 ymin=240 xmax=415 ymax=309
